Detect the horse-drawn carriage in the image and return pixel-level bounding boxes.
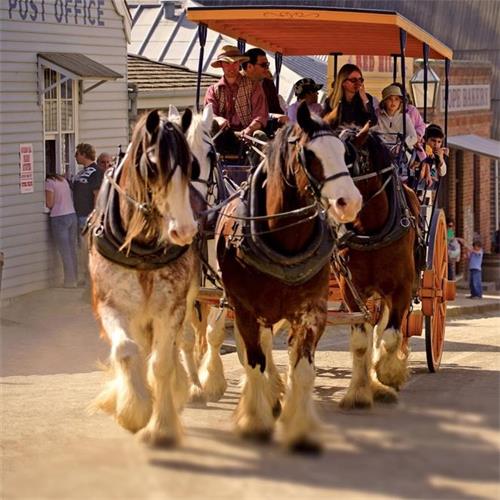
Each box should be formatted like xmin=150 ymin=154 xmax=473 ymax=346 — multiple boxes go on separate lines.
xmin=186 ymin=4 xmax=456 ymax=373
xmin=87 ymin=4 xmax=456 ymax=451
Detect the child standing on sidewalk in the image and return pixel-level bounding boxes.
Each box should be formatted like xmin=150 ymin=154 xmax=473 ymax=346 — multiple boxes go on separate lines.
xmin=468 ymin=240 xmax=484 ymax=299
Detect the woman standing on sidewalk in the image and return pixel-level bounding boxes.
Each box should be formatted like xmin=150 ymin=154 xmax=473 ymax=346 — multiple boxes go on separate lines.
xmin=45 ymin=173 xmax=78 ymax=288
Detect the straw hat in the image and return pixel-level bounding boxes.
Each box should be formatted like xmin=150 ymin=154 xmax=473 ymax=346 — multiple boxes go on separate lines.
xmin=381 ymin=84 xmax=404 ymax=101
xmin=210 ymin=45 xmax=249 ymax=68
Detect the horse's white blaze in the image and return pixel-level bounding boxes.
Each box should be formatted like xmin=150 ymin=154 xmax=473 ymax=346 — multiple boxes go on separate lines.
xmin=171 ymin=104 xmax=214 ymax=200
xmin=165 ymin=167 xmax=197 ymax=246
xmin=307 ymin=135 xmax=362 ymax=223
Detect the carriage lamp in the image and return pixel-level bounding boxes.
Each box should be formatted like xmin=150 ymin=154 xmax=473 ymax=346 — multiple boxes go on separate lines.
xmin=410 ymin=65 xmax=440 ymax=110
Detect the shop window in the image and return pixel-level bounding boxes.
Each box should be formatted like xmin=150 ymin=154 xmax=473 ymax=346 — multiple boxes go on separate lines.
xmin=42 ymin=68 xmax=77 ymax=179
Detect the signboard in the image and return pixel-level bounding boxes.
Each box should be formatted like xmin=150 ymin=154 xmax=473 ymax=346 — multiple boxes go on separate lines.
xmin=440 ymin=84 xmax=491 ymax=112
xmin=19 ymin=143 xmax=34 ymax=194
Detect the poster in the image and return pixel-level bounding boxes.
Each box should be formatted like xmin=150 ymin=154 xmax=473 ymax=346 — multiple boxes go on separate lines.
xmin=19 ymin=143 xmax=34 ymax=194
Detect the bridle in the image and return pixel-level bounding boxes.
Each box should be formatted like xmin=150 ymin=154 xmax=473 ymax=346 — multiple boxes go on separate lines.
xmin=291 ymin=129 xmax=351 ymax=203
xmin=105 ymin=123 xmax=183 ymax=218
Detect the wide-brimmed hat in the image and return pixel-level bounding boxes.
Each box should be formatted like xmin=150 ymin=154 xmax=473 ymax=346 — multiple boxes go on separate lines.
xmin=381 ymin=84 xmax=404 ymax=101
xmin=293 ymin=78 xmax=323 ymax=96
xmin=210 ymin=45 xmax=249 ymax=68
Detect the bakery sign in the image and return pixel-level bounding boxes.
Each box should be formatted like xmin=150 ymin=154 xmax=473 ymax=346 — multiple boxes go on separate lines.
xmin=19 ymin=143 xmax=34 ymax=194
xmin=440 ymin=84 xmax=490 ymax=112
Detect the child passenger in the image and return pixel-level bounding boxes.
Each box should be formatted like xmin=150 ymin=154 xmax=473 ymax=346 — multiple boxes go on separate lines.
xmin=372 ymin=84 xmax=418 ymax=154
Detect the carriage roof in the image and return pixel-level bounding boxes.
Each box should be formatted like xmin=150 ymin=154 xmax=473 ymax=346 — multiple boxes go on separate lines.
xmin=186 ymin=5 xmax=453 ymax=60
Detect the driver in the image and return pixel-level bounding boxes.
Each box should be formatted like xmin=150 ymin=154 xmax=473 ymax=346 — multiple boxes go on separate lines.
xmin=204 ymin=45 xmax=268 ymax=161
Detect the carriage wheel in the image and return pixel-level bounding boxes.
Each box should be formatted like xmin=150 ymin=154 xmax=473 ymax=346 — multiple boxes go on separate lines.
xmin=424 ymin=209 xmax=448 ymax=372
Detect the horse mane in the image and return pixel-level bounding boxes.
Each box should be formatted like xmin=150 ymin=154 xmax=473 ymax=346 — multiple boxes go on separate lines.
xmin=121 ymin=111 xmax=191 ymax=250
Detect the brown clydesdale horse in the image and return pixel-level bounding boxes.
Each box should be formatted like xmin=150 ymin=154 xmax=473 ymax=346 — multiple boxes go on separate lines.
xmin=215 ymin=103 xmax=362 ymax=452
xmin=330 ymin=125 xmax=421 ymax=409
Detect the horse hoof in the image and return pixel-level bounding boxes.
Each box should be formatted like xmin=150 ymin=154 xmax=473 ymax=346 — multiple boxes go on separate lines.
xmin=272 ymin=401 xmax=282 ymax=419
xmin=372 ymin=385 xmax=398 ymax=404
xmin=339 ymin=391 xmax=373 ymax=410
xmin=289 ymin=438 xmax=323 ymax=455
xmin=137 ymin=427 xmax=179 ymax=448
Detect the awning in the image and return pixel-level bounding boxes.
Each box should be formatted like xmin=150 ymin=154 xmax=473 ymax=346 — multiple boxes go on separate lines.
xmin=37 ymin=52 xmax=123 ymax=103
xmin=186 ymin=6 xmax=453 ymax=59
xmin=38 ymin=52 xmax=122 ymax=80
xmin=448 ymin=135 xmax=500 ymax=160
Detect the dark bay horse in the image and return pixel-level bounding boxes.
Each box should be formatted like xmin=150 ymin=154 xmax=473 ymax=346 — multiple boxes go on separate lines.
xmin=216 ymin=103 xmax=362 ymax=451
xmin=331 ymin=125 xmax=421 ymax=409
xmin=88 ymin=109 xmax=199 ymax=446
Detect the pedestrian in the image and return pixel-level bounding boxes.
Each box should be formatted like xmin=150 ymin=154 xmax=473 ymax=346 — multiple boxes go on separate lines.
xmin=96 ymin=152 xmax=114 ymax=175
xmin=467 ymin=239 xmax=484 ymax=299
xmin=72 ymin=142 xmax=102 ymax=284
xmin=45 ymin=173 xmax=79 ymax=288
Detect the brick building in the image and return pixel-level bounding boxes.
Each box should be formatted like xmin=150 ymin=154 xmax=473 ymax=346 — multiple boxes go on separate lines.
xmin=425 ymin=61 xmax=495 ymax=253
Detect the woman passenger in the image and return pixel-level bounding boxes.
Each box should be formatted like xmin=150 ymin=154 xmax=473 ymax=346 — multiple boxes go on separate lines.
xmin=323 ymin=63 xmax=377 ymax=128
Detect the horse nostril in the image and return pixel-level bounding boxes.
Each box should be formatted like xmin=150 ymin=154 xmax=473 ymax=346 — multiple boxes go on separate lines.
xmin=337 ymin=197 xmax=347 ymax=208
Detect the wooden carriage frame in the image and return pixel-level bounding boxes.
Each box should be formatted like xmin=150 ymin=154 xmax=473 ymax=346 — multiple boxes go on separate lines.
xmin=186 ymin=4 xmax=455 ymax=372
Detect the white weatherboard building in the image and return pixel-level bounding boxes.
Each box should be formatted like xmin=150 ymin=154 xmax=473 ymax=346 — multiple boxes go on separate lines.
xmin=0 ymin=0 xmax=131 ymax=299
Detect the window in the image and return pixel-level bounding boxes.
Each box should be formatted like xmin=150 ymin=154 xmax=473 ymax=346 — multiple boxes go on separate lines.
xmin=42 ymin=68 xmax=77 ymax=178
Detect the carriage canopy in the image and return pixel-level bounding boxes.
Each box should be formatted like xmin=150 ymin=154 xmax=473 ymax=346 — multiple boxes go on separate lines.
xmin=186 ymin=5 xmax=453 ymax=60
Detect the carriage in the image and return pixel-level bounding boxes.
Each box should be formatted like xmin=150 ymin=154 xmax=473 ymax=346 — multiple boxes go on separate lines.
xmin=186 ymin=4 xmax=456 ymax=373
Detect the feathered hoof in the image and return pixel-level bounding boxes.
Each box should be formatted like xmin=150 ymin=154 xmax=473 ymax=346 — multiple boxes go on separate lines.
xmin=115 ymin=397 xmax=152 ymax=433
xmin=201 ymin=378 xmax=227 ymax=403
xmin=289 ymin=437 xmax=323 ymax=455
xmin=188 ymin=385 xmax=207 ymax=406
xmin=376 ymin=359 xmax=409 ymax=391
xmin=137 ymin=426 xmax=180 ymax=448
xmin=272 ymin=400 xmax=282 ymax=419
xmin=339 ymin=388 xmax=373 ymax=410
xmin=372 ymin=382 xmax=398 ymax=404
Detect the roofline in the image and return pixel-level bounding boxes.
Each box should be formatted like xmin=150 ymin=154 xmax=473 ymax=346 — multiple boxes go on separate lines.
xmin=187 ymin=6 xmax=453 ymax=59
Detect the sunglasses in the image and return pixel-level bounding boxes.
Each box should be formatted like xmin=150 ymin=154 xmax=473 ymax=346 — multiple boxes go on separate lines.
xmin=345 ymin=77 xmax=364 ymax=84
xmin=255 ymin=62 xmax=270 ymax=69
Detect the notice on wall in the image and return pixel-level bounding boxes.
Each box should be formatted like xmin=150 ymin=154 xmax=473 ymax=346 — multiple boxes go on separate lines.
xmin=19 ymin=143 xmax=34 ymax=194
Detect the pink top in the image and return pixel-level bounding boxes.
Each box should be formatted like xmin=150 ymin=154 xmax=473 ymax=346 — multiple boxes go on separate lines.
xmin=406 ymin=104 xmax=426 ymax=138
xmin=45 ymin=177 xmax=76 ymax=217
xmin=204 ymin=75 xmax=268 ymax=130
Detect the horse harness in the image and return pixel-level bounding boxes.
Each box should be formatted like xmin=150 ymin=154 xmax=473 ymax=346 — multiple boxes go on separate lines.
xmin=219 ymin=129 xmax=346 ymax=286
xmin=85 ymin=159 xmax=189 ymax=270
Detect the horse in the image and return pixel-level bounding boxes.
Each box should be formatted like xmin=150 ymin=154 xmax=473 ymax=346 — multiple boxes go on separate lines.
xmin=168 ymin=104 xmax=230 ymax=404
xmin=215 ymin=102 xmax=362 ymax=452
xmin=330 ymin=125 xmax=421 ymax=409
xmin=88 ymin=109 xmax=199 ymax=447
